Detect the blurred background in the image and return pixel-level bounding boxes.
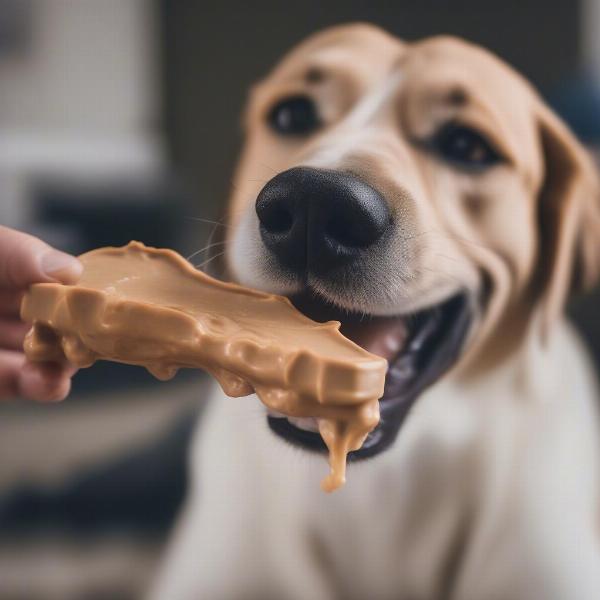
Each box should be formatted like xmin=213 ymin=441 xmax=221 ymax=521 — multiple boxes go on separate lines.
xmin=0 ymin=1 xmax=599 ymax=598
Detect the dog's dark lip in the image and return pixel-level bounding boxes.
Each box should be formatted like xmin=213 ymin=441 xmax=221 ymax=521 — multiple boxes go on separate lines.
xmin=267 ymin=291 xmax=474 ymax=459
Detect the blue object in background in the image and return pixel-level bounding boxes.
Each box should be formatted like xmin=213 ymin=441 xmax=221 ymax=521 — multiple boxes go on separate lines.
xmin=548 ymin=70 xmax=600 ymax=144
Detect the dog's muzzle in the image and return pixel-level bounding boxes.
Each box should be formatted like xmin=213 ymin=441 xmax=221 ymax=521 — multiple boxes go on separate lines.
xmin=254 ymin=166 xmax=475 ymax=459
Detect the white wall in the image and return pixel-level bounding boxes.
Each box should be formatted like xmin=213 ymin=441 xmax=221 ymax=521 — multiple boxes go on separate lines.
xmin=0 ymin=0 xmax=163 ymax=227
xmin=0 ymin=0 xmax=159 ymax=137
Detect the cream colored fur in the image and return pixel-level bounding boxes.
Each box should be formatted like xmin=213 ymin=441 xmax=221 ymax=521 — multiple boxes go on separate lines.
xmin=151 ymin=24 xmax=600 ymax=599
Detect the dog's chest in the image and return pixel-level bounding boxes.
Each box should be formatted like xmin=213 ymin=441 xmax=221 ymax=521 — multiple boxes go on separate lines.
xmin=306 ymin=410 xmax=483 ymax=598
xmin=192 ymin=384 xmax=477 ymax=599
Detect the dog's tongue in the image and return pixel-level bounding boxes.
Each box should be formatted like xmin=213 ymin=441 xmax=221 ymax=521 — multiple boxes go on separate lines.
xmin=339 ymin=317 xmax=408 ymax=362
xmin=290 ymin=294 xmax=408 ymax=362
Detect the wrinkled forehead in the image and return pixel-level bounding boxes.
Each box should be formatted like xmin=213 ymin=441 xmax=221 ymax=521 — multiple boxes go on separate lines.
xmin=261 ymin=27 xmax=543 ymax=183
xmin=266 ymin=24 xmax=405 ymax=87
xmin=404 ymin=37 xmax=536 ymax=122
xmin=267 ymin=26 xmax=534 ymax=103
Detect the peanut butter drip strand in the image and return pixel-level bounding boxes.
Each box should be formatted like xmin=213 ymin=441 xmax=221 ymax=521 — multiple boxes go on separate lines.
xmin=317 ymin=399 xmax=380 ymax=492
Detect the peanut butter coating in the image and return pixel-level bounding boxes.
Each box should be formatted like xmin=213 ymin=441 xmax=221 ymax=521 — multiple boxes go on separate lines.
xmin=20 ymin=242 xmax=387 ymax=491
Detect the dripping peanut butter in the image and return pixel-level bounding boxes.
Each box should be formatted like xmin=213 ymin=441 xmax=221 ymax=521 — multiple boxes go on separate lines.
xmin=20 ymin=242 xmax=387 ymax=491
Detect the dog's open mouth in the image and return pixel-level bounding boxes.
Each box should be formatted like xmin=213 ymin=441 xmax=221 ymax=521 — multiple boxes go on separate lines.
xmin=267 ymin=291 xmax=474 ymax=459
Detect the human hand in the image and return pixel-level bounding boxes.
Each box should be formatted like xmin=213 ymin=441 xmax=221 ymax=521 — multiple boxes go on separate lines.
xmin=0 ymin=225 xmax=82 ymax=401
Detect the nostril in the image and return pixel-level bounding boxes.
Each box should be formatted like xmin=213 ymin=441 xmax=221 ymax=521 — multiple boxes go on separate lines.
xmin=256 ymin=192 xmax=295 ymax=234
xmin=261 ymin=205 xmax=293 ymax=234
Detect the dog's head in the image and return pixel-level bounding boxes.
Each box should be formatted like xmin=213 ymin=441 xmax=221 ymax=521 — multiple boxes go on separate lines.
xmin=221 ymin=24 xmax=600 ymax=457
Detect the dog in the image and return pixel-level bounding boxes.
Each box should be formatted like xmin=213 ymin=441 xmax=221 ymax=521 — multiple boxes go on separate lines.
xmin=151 ymin=23 xmax=600 ymax=600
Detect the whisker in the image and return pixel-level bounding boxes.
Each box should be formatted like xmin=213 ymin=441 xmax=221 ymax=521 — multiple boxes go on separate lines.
xmin=434 ymin=253 xmax=462 ymax=263
xmin=398 ymin=228 xmax=440 ymax=243
xmin=195 ymin=251 xmax=226 ymax=271
xmin=185 ymin=216 xmax=230 ymax=228
xmin=202 ymin=214 xmax=230 ymax=265
xmin=186 ymin=241 xmax=227 ymax=262
xmin=259 ymin=161 xmax=278 ymax=174
xmin=401 ymin=228 xmax=496 ymax=254
xmin=420 ymin=266 xmax=464 ymax=287
xmin=442 ymin=235 xmax=494 ymax=253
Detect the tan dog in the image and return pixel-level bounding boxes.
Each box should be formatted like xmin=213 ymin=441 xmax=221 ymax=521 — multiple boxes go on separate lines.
xmin=151 ymin=24 xmax=600 ymax=600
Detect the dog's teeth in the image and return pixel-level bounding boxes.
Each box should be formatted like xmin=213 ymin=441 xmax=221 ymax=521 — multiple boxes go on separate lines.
xmin=267 ymin=410 xmax=319 ymax=432
xmin=287 ymin=416 xmax=319 ymax=432
xmin=267 ymin=409 xmax=287 ymax=418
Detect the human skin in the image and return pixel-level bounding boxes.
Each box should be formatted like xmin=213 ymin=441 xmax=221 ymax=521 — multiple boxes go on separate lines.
xmin=0 ymin=225 xmax=82 ymax=401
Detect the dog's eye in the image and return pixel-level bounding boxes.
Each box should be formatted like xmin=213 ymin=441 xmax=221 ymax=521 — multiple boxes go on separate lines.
xmin=268 ymin=96 xmax=320 ymax=136
xmin=434 ymin=123 xmax=500 ymax=169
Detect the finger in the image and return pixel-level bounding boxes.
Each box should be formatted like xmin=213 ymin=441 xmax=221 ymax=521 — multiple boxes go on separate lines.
xmin=18 ymin=361 xmax=74 ymax=402
xmin=0 ymin=349 xmax=24 ymax=399
xmin=0 ymin=225 xmax=82 ymax=289
xmin=0 ymin=351 xmax=76 ymax=401
xmin=0 ymin=289 xmax=24 ymax=317
xmin=35 ymin=360 xmax=79 ymax=379
xmin=0 ymin=318 xmax=30 ymax=351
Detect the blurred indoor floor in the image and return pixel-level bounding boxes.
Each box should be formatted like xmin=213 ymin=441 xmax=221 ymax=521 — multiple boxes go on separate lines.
xmin=0 ymin=379 xmax=204 ymax=600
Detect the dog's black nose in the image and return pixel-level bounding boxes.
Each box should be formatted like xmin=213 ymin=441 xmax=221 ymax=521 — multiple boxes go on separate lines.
xmin=255 ymin=167 xmax=390 ymax=274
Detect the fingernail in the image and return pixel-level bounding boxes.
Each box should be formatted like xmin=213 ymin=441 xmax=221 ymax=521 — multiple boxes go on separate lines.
xmin=40 ymin=251 xmax=83 ymax=284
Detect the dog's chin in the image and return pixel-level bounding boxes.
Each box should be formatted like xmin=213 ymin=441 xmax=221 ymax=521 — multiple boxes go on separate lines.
xmin=267 ymin=288 xmax=475 ymax=460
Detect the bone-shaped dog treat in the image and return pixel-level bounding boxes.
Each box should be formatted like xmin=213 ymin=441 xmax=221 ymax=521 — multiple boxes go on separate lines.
xmin=20 ymin=242 xmax=387 ymax=491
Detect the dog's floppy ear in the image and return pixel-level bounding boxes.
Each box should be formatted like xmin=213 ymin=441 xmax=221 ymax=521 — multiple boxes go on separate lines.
xmin=535 ymin=101 xmax=600 ymax=335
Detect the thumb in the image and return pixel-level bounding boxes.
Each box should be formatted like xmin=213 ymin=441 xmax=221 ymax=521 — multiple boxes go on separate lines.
xmin=0 ymin=226 xmax=82 ymax=289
